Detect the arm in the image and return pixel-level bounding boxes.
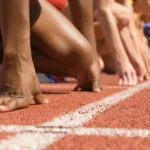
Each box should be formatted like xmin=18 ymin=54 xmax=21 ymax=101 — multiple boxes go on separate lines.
xmin=95 ymin=0 xmax=137 ymax=85
xmin=68 ymin=0 xmax=97 ymax=54
xmin=95 ymin=0 xmax=129 ymax=64
xmin=68 ymin=0 xmax=101 ymax=92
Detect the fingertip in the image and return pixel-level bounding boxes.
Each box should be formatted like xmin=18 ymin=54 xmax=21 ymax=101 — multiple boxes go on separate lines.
xmin=145 ymin=75 xmax=150 ymax=80
xmin=93 ymin=88 xmax=101 ymax=93
xmin=0 ymin=106 xmax=8 ymax=112
xmin=139 ymin=76 xmax=144 ymax=82
xmin=119 ymin=79 xmax=122 ymax=86
xmin=73 ymin=85 xmax=79 ymax=91
xmin=43 ymin=98 xmax=49 ymax=104
xmin=34 ymin=94 xmax=49 ymax=104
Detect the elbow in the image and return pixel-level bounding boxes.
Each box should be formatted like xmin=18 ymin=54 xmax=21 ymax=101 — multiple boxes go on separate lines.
xmin=94 ymin=7 xmax=112 ymax=24
xmin=114 ymin=7 xmax=131 ymax=28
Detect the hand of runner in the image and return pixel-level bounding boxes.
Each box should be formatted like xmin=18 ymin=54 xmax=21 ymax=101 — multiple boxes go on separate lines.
xmin=117 ymin=61 xmax=137 ymax=86
xmin=74 ymin=59 xmax=101 ymax=92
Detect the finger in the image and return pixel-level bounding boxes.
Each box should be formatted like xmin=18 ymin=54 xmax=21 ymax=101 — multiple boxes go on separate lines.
xmin=119 ymin=78 xmax=123 ymax=85
xmin=144 ymin=61 xmax=150 ymax=76
xmin=0 ymin=98 xmax=30 ymax=112
xmin=126 ymin=72 xmax=133 ymax=86
xmin=73 ymin=85 xmax=79 ymax=91
xmin=73 ymin=85 xmax=82 ymax=91
xmin=145 ymin=75 xmax=150 ymax=80
xmin=0 ymin=97 xmax=4 ymax=105
xmin=132 ymin=71 xmax=138 ymax=85
xmin=122 ymin=75 xmax=128 ymax=86
xmin=148 ymin=67 xmax=150 ymax=77
xmin=0 ymin=96 xmax=12 ymax=105
xmin=92 ymin=80 xmax=101 ymax=92
xmin=130 ymin=70 xmax=137 ymax=85
xmin=34 ymin=93 xmax=49 ymax=104
xmin=138 ymin=74 xmax=144 ymax=82
xmin=137 ymin=67 xmax=148 ymax=81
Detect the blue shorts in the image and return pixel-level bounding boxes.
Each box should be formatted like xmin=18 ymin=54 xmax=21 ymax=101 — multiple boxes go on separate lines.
xmin=143 ymin=22 xmax=150 ymax=46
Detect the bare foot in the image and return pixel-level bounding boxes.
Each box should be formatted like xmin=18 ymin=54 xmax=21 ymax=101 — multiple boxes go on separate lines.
xmin=74 ymin=59 xmax=101 ymax=92
xmin=116 ymin=61 xmax=137 ymax=86
xmin=0 ymin=59 xmax=48 ymax=112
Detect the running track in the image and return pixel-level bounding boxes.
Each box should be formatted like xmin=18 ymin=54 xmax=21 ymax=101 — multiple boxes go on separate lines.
xmin=0 ymin=74 xmax=150 ymax=150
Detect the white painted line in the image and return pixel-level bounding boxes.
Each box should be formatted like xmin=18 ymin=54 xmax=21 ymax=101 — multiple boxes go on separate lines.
xmin=0 ymin=132 xmax=64 ymax=150
xmin=69 ymin=127 xmax=150 ymax=138
xmin=0 ymin=125 xmax=150 ymax=138
xmin=0 ymin=81 xmax=150 ymax=150
xmin=0 ymin=125 xmax=38 ymax=133
xmin=42 ymin=81 xmax=150 ymax=127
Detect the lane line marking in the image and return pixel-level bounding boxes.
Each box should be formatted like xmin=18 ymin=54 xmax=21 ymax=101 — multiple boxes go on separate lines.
xmin=69 ymin=127 xmax=150 ymax=138
xmin=0 ymin=81 xmax=150 ymax=150
xmin=42 ymin=81 xmax=150 ymax=127
xmin=0 ymin=125 xmax=150 ymax=138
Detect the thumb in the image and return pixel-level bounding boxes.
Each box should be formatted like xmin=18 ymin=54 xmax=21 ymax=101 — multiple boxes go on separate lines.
xmin=92 ymin=80 xmax=101 ymax=92
xmin=34 ymin=93 xmax=49 ymax=104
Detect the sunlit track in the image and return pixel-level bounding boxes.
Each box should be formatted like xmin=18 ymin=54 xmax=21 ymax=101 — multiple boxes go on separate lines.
xmin=0 ymin=81 xmax=150 ymax=150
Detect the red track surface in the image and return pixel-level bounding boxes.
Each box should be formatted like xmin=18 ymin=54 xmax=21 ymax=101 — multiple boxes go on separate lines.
xmin=49 ymin=135 xmax=150 ymax=150
xmin=0 ymin=73 xmax=149 ymax=150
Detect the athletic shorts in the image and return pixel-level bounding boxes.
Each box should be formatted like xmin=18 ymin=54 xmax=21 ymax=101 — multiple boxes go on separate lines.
xmin=47 ymin=0 xmax=67 ymax=10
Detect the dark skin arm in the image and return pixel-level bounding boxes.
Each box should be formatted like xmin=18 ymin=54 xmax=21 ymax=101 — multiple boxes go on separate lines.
xmin=68 ymin=0 xmax=101 ymax=92
xmin=68 ymin=0 xmax=96 ymax=52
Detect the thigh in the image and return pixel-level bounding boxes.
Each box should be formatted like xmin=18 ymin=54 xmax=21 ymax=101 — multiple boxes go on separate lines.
xmin=30 ymin=0 xmax=89 ymax=60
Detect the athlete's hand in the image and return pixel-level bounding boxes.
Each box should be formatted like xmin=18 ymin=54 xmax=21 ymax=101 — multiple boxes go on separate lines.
xmin=74 ymin=59 xmax=101 ymax=92
xmin=116 ymin=61 xmax=137 ymax=86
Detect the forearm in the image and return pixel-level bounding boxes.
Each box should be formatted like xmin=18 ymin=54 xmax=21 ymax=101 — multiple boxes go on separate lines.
xmin=96 ymin=8 xmax=129 ymax=64
xmin=68 ymin=0 xmax=97 ymax=53
xmin=120 ymin=26 xmax=141 ymax=66
xmin=128 ymin=17 xmax=143 ymax=52
xmin=120 ymin=0 xmax=141 ymax=52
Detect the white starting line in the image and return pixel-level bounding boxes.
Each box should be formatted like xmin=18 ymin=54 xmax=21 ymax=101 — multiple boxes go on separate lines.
xmin=0 ymin=81 xmax=150 ymax=150
xmin=0 ymin=125 xmax=150 ymax=138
